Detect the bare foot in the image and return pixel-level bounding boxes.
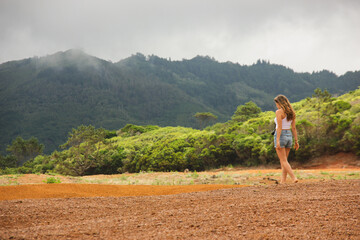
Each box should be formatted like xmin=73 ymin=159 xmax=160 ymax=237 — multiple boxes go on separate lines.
xmin=293 ymin=179 xmax=299 ymax=183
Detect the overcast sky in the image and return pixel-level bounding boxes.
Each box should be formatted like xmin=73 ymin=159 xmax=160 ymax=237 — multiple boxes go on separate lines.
xmin=0 ymin=0 xmax=359 ymax=75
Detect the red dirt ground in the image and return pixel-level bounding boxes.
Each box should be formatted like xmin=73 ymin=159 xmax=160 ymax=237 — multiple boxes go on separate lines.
xmin=293 ymin=152 xmax=360 ymax=169
xmin=1 ymin=153 xmax=359 ymax=239
xmin=0 ymin=184 xmax=245 ymax=201
xmin=1 ymin=180 xmax=359 ymax=239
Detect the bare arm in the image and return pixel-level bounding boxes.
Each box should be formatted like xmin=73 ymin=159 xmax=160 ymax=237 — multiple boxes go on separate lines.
xmin=275 ymin=110 xmax=283 ymax=149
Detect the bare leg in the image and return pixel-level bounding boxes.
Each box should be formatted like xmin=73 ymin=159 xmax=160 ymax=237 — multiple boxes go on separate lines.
xmin=278 ymin=148 xmax=288 ymax=183
xmin=276 ymin=148 xmax=298 ymax=183
xmin=281 ymin=148 xmax=293 ymax=183
xmin=280 ymin=162 xmax=287 ymax=184
xmin=286 ymin=148 xmax=298 ymax=183
xmin=286 ymin=148 xmax=291 ymax=158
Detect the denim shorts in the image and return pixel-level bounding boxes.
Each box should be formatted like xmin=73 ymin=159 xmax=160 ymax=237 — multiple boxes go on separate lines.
xmin=274 ymin=130 xmax=293 ymax=148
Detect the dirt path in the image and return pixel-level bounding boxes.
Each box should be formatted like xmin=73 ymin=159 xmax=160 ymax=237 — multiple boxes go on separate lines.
xmin=1 ymin=180 xmax=359 ymax=239
xmin=0 ymin=184 xmax=245 ymax=201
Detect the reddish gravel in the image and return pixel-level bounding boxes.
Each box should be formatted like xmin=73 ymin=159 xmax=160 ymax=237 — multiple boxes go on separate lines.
xmin=1 ymin=180 xmax=359 ymax=239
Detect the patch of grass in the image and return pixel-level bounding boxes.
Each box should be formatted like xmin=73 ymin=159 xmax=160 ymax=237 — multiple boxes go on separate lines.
xmin=304 ymin=174 xmax=318 ymax=179
xmin=190 ymin=171 xmax=199 ymax=179
xmin=217 ymin=172 xmax=225 ymax=178
xmin=176 ymin=179 xmax=184 ymax=185
xmin=266 ymin=173 xmax=276 ymax=177
xmin=45 ymin=176 xmax=61 ymax=184
xmin=335 ymin=175 xmax=344 ymax=180
xmin=186 ymin=171 xmax=199 ymax=179
xmin=119 ymin=176 xmax=129 ymax=181
xmin=46 ymin=172 xmax=58 ymax=176
xmin=152 ymin=178 xmax=162 ymax=185
xmin=295 ymin=174 xmax=302 ymax=180
xmin=9 ymin=180 xmax=19 ymax=185
xmin=5 ymin=174 xmax=22 ymax=179
xmin=0 ymin=175 xmax=20 ymax=185
xmin=224 ymin=179 xmax=236 ymax=185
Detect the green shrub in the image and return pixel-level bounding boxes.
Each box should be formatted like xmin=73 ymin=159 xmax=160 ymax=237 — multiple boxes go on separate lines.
xmin=119 ymin=124 xmax=159 ymax=136
xmin=105 ymin=130 xmax=117 ymax=139
xmin=333 ymin=100 xmax=352 ymax=112
xmin=45 ymin=176 xmax=61 ymax=184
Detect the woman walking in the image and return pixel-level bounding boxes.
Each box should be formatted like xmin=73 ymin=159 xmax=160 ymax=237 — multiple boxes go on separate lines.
xmin=274 ymin=95 xmax=299 ymax=184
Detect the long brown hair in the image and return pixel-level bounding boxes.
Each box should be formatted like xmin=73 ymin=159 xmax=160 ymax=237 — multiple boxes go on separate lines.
xmin=274 ymin=95 xmax=296 ymax=121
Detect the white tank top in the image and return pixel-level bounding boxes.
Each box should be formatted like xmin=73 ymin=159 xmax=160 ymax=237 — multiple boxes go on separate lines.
xmin=274 ymin=116 xmax=292 ymax=129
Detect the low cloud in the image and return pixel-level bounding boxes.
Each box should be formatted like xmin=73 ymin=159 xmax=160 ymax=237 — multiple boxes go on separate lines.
xmin=0 ymin=0 xmax=359 ymax=75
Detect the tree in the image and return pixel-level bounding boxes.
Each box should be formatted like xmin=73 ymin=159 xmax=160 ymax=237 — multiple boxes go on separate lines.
xmin=194 ymin=112 xmax=218 ymax=129
xmin=312 ymin=88 xmax=332 ymax=100
xmin=232 ymin=101 xmax=261 ymax=122
xmin=58 ymin=125 xmax=107 ymax=176
xmin=312 ymin=88 xmax=332 ymax=138
xmin=6 ymin=136 xmax=44 ymax=166
xmin=297 ymin=119 xmax=314 ymax=141
xmin=0 ymin=154 xmax=17 ymax=169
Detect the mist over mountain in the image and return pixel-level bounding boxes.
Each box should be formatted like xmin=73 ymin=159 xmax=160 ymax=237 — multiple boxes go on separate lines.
xmin=1 ymin=49 xmax=359 ymax=153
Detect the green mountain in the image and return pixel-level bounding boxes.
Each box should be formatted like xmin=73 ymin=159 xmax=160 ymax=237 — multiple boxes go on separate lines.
xmin=1 ymin=49 xmax=359 ymax=153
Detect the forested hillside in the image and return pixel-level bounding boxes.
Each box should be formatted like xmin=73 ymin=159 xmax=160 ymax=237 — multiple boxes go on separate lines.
xmin=1 ymin=49 xmax=359 ymax=153
xmin=1 ymin=88 xmax=359 ymax=175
